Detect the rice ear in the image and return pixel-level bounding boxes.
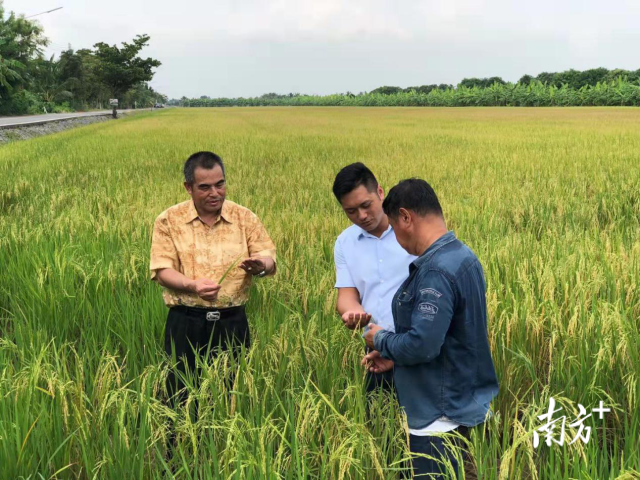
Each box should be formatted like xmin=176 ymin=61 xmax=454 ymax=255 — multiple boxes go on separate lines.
xmin=218 ymin=254 xmax=245 ymax=284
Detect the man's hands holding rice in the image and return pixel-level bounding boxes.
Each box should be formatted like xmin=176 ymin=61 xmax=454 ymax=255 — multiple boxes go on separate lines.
xmin=341 ymin=311 xmax=394 ymax=374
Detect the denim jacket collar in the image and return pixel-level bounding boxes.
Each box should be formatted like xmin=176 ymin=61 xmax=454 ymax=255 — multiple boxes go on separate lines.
xmin=411 ymin=231 xmax=457 ymax=270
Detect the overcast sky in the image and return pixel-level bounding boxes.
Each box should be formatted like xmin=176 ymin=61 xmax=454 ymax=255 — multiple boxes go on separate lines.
xmin=6 ymin=0 xmax=640 ymax=99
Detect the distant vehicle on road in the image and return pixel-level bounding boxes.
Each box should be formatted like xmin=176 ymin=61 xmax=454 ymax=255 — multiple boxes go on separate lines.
xmin=154 ymin=103 xmax=165 ymax=108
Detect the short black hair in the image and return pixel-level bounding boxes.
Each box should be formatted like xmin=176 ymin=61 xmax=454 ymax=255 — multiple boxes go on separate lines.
xmin=332 ymin=162 xmax=379 ymax=202
xmin=382 ymin=178 xmax=443 ymax=219
xmin=184 ymin=151 xmax=225 ymax=184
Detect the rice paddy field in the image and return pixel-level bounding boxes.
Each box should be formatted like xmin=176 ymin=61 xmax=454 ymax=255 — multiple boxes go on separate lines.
xmin=0 ymin=107 xmax=639 ymax=479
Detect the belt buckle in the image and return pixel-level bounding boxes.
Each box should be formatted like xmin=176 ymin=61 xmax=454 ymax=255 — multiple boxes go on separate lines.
xmin=206 ymin=311 xmax=221 ymax=322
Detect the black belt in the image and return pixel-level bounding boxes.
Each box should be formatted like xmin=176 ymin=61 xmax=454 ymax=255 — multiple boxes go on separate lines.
xmin=171 ymin=304 xmax=245 ymax=322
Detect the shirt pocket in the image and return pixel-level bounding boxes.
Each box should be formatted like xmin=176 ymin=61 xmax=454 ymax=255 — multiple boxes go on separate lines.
xmin=394 ymin=290 xmax=414 ymax=332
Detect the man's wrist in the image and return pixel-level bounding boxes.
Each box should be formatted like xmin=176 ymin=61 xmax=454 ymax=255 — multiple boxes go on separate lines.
xmin=185 ymin=278 xmax=196 ymax=292
xmin=373 ymin=330 xmax=386 ymax=352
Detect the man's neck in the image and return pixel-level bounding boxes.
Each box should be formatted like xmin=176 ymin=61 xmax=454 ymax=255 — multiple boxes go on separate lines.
xmin=368 ymin=215 xmax=390 ymax=238
xmin=414 ymin=221 xmax=448 ymax=256
xmin=195 ymin=206 xmax=221 ymax=227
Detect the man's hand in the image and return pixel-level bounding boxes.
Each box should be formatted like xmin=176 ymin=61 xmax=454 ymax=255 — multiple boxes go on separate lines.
xmin=364 ymin=323 xmax=383 ymax=349
xmin=240 ymin=257 xmax=272 ymax=276
xmin=341 ymin=311 xmax=372 ymax=330
xmin=362 ymin=350 xmax=394 ymax=374
xmin=190 ymin=278 xmax=221 ymax=301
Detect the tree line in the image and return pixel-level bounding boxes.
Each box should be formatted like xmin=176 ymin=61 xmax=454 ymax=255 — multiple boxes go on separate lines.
xmin=319 ymin=68 xmax=640 ymax=96
xmin=178 ymin=68 xmax=640 ymax=108
xmin=0 ymin=2 xmax=164 ymax=115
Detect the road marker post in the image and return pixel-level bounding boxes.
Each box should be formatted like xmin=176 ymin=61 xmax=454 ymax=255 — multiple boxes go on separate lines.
xmin=110 ymin=99 xmax=119 ymax=118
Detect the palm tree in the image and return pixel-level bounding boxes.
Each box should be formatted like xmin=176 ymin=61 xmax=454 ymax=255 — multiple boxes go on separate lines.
xmin=28 ymin=55 xmax=73 ymax=104
xmin=0 ymin=54 xmax=23 ymax=98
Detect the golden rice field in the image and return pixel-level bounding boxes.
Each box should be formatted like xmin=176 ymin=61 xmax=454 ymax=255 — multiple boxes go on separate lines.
xmin=0 ymin=107 xmax=639 ymax=479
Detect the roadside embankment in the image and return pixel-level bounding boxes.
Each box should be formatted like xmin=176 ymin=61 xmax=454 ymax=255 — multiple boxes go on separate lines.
xmin=0 ymin=110 xmax=151 ymax=145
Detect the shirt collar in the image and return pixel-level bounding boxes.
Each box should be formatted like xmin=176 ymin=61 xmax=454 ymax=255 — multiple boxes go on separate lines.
xmin=411 ymin=231 xmax=456 ymax=268
xmin=358 ymin=223 xmax=393 ymax=240
xmin=185 ymin=200 xmax=233 ymax=224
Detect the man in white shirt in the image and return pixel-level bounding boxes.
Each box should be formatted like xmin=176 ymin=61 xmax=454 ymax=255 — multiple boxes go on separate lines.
xmin=332 ymin=162 xmax=416 ymax=392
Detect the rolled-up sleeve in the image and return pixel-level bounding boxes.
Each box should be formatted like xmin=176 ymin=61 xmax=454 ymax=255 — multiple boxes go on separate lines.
xmin=374 ymin=270 xmax=456 ymax=365
xmin=247 ymin=214 xmax=277 ymax=266
xmin=334 ymin=238 xmax=356 ymax=288
xmin=150 ymin=214 xmax=179 ymax=280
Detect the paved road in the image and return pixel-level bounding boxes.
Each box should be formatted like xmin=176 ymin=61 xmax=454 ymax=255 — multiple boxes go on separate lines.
xmin=0 ymin=109 xmax=153 ymax=128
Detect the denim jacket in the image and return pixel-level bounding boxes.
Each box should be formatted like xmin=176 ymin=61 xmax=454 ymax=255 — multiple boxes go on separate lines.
xmin=374 ymin=231 xmax=499 ymax=429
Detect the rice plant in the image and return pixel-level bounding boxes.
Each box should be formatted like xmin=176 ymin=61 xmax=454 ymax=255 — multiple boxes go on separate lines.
xmin=0 ymin=107 xmax=638 ymax=478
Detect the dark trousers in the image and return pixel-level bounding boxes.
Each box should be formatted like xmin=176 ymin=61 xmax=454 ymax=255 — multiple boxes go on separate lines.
xmin=365 ymin=369 xmax=395 ymax=393
xmin=164 ymin=305 xmax=250 ymax=405
xmin=364 ymin=346 xmax=395 ymax=394
xmin=409 ymin=426 xmax=470 ymax=478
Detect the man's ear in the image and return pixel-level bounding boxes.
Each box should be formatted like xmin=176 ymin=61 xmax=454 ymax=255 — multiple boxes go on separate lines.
xmin=398 ymin=207 xmax=411 ymax=226
xmin=377 ymin=185 xmax=384 ymax=201
xmin=184 ymin=181 xmax=193 ymax=194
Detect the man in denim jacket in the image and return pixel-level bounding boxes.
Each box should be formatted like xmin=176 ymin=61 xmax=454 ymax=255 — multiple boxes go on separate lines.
xmin=364 ymin=178 xmax=499 ymax=478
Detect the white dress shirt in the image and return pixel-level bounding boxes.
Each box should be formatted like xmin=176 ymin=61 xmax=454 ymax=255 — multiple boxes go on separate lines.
xmin=334 ymin=224 xmax=416 ymax=332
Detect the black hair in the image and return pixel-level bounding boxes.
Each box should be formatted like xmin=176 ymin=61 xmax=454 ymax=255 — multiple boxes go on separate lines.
xmin=382 ymin=178 xmax=443 ymax=219
xmin=332 ymin=162 xmax=379 ymax=202
xmin=183 ymin=151 xmax=225 ymax=184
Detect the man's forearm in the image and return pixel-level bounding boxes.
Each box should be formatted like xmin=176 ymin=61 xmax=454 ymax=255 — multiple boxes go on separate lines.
xmin=336 ymin=295 xmax=365 ymax=316
xmin=374 ymin=329 xmax=444 ymax=366
xmin=154 ymin=268 xmax=195 ymax=292
xmin=335 ymin=287 xmax=370 ymax=329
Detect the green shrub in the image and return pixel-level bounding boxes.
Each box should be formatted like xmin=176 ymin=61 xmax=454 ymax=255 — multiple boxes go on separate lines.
xmin=0 ymin=90 xmax=44 ymax=115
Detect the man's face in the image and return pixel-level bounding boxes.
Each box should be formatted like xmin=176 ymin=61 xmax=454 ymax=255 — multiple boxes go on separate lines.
xmin=185 ymin=165 xmax=226 ymax=215
xmin=339 ymin=184 xmax=385 ymax=233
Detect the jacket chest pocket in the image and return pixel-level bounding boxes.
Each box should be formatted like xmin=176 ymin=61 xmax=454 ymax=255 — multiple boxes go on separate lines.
xmin=395 ymin=290 xmax=414 ymax=332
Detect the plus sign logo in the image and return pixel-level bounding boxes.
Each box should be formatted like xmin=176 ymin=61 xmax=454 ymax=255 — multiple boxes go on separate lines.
xmin=533 ymin=398 xmax=611 ymax=448
xmin=592 ymin=401 xmax=611 ymax=420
